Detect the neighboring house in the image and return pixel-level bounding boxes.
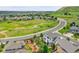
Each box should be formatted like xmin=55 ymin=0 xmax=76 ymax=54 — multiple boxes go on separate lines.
xmin=43 ymin=32 xmax=60 ymax=44
xmin=27 ymin=16 xmax=32 ymax=20
xmin=43 ymin=32 xmax=79 ymax=53
xmin=34 ymin=16 xmax=41 ymax=20
xmin=70 ymin=26 xmax=79 ymax=33
xmin=0 ymin=16 xmax=4 ymax=21
xmin=56 ymin=37 xmax=79 ymax=53
xmin=6 ymin=16 xmax=27 ymax=20
xmin=45 ymin=16 xmax=52 ymax=20
xmin=0 ymin=15 xmax=54 ymax=21
xmin=4 ymin=40 xmax=25 ymax=53
xmin=43 ymin=34 xmax=52 ymax=44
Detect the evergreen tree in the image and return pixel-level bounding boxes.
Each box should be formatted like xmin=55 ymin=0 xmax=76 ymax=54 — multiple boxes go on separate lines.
xmin=3 ymin=16 xmax=6 ymax=21
xmin=43 ymin=44 xmax=48 ymax=53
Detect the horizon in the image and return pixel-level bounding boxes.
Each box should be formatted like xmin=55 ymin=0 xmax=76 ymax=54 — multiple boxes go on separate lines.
xmin=0 ymin=6 xmax=62 ymax=11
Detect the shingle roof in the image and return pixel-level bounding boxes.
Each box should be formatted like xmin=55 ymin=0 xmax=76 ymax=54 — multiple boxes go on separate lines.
xmin=56 ymin=38 xmax=79 ymax=53
xmin=45 ymin=32 xmax=79 ymax=53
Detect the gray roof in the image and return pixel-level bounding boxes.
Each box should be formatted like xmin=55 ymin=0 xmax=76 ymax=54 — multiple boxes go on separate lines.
xmin=45 ymin=32 xmax=60 ymax=40
xmin=45 ymin=32 xmax=79 ymax=53
xmin=4 ymin=41 xmax=25 ymax=52
xmin=70 ymin=26 xmax=78 ymax=30
xmin=56 ymin=37 xmax=79 ymax=53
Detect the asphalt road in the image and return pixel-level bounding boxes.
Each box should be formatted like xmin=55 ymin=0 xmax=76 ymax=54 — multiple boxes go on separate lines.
xmin=0 ymin=18 xmax=67 ymax=43
xmin=3 ymin=18 xmax=79 ymax=53
xmin=2 ymin=18 xmax=67 ymax=53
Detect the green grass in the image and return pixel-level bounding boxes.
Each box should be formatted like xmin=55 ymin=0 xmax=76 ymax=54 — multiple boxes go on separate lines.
xmin=51 ymin=7 xmax=79 ymax=33
xmin=50 ymin=7 xmax=79 ymax=40
xmin=0 ymin=19 xmax=58 ymax=38
xmin=72 ymin=33 xmax=79 ymax=40
xmin=0 ymin=43 xmax=5 ymax=52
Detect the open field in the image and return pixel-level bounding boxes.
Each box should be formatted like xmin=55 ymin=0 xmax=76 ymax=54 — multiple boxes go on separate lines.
xmin=0 ymin=19 xmax=58 ymax=38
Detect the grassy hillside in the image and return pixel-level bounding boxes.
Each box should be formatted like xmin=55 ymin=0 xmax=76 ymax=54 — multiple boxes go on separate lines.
xmin=51 ymin=6 xmax=79 ymax=40
xmin=58 ymin=6 xmax=79 ymax=12
xmin=51 ymin=6 xmax=79 ymax=25
xmin=51 ymin=6 xmax=79 ymax=17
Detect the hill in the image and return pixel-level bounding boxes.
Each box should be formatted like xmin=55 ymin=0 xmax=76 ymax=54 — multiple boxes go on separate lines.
xmin=57 ymin=6 xmax=79 ymax=12
xmin=51 ymin=6 xmax=79 ymax=16
xmin=51 ymin=6 xmax=79 ymax=40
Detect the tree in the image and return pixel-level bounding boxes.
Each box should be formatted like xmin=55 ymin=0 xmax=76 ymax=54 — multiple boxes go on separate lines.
xmin=54 ymin=17 xmax=57 ymax=20
xmin=63 ymin=27 xmax=66 ymax=29
xmin=51 ymin=43 xmax=57 ymax=52
xmin=33 ymin=35 xmax=37 ymax=39
xmin=51 ymin=16 xmax=54 ymax=19
xmin=3 ymin=16 xmax=6 ymax=21
xmin=1 ymin=43 xmax=5 ymax=48
xmin=70 ymin=23 xmax=72 ymax=27
xmin=32 ymin=15 xmax=34 ymax=20
xmin=70 ymin=22 xmax=76 ymax=26
xmin=42 ymin=44 xmax=48 ymax=53
xmin=9 ymin=15 xmax=14 ymax=17
xmin=76 ymin=25 xmax=79 ymax=27
xmin=64 ymin=12 xmax=68 ymax=15
xmin=40 ymin=33 xmax=43 ymax=37
xmin=69 ymin=13 xmax=71 ymax=15
xmin=33 ymin=35 xmax=43 ymax=45
xmin=44 ymin=14 xmax=49 ymax=17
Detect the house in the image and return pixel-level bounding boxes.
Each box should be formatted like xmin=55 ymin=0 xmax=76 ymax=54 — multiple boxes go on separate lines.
xmin=4 ymin=40 xmax=25 ymax=53
xmin=43 ymin=32 xmax=79 ymax=53
xmin=43 ymin=32 xmax=61 ymax=44
xmin=27 ymin=16 xmax=32 ymax=20
xmin=56 ymin=37 xmax=79 ymax=53
xmin=43 ymin=34 xmax=52 ymax=44
xmin=34 ymin=16 xmax=41 ymax=20
xmin=70 ymin=26 xmax=79 ymax=33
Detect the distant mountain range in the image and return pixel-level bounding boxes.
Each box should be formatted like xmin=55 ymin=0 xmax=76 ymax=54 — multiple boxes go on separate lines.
xmin=0 ymin=11 xmax=53 ymax=16
xmin=1 ymin=6 xmax=79 ymax=16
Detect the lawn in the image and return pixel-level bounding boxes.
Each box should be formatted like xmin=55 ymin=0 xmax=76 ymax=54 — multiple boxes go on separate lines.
xmin=0 ymin=19 xmax=58 ymax=38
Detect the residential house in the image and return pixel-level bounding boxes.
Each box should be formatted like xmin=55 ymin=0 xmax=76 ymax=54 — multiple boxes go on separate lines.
xmin=43 ymin=32 xmax=79 ymax=53
xmin=70 ymin=26 xmax=79 ymax=33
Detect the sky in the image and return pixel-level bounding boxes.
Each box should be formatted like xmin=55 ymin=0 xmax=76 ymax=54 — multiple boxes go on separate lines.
xmin=0 ymin=6 xmax=62 ymax=11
